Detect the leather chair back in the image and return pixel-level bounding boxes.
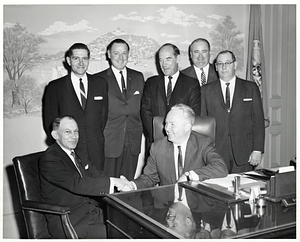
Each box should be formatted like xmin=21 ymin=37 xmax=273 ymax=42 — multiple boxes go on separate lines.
xmin=13 ymin=152 xmax=51 ymax=238
xmin=153 ymin=116 xmax=216 ymax=141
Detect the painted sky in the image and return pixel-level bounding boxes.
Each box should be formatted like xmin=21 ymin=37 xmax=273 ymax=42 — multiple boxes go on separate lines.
xmin=3 ymin=4 xmax=249 ymax=54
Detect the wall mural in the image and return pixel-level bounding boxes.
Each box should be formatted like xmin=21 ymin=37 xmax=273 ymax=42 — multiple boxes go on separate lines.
xmin=3 ymin=4 xmax=249 ymax=238
xmin=3 ymin=4 xmax=248 ymax=118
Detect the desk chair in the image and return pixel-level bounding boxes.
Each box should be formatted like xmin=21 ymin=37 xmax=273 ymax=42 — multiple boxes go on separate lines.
xmin=13 ymin=152 xmax=78 ymax=239
xmin=153 ymin=116 xmax=216 ymax=142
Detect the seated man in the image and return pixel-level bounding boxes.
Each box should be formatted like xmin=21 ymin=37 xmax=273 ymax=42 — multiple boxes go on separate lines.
xmin=121 ymin=103 xmax=228 ymax=190
xmin=39 ymin=115 xmax=125 ymax=239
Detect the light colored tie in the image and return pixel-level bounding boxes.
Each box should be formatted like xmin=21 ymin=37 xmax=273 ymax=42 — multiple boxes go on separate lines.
xmin=79 ymin=78 xmax=86 ymax=109
xmin=70 ymin=151 xmax=83 ymax=178
xmin=200 ymin=68 xmax=206 ymax=86
xmin=166 ymin=76 xmax=172 ymax=105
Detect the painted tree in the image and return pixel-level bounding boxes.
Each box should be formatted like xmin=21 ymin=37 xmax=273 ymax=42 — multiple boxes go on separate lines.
xmin=3 ymin=23 xmax=46 ymax=107
xmin=209 ymin=16 xmax=244 ymax=70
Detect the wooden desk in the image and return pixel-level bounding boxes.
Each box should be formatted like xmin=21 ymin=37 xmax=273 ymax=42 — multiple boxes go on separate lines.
xmin=103 ymin=182 xmax=296 ymax=239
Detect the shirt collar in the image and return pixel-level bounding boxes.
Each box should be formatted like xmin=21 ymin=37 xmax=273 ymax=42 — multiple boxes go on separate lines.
xmin=111 ymin=65 xmax=127 ymax=76
xmin=71 ymin=72 xmax=87 ymax=82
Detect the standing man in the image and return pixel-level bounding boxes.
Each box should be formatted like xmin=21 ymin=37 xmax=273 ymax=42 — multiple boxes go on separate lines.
xmin=182 ymin=38 xmax=218 ymax=86
xmin=43 ymin=43 xmax=108 ymax=171
xmin=94 ymin=39 xmax=144 ymax=180
xmin=141 ymin=43 xmax=201 ymax=144
xmin=201 ymin=50 xmax=265 ymax=173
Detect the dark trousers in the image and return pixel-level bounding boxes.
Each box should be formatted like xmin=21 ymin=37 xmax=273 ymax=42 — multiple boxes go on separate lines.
xmin=103 ymin=139 xmax=138 ymax=180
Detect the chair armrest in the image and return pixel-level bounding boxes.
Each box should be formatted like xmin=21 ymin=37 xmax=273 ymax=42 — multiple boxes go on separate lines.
xmin=22 ymin=200 xmax=71 ymax=215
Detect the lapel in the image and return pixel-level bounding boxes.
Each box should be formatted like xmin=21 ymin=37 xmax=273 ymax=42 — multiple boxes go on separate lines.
xmin=213 ymin=80 xmax=229 ymax=113
xmin=230 ymin=78 xmax=244 ymax=115
xmin=164 ymin=141 xmax=177 ymax=184
xmin=184 ymin=133 xmax=196 ymax=171
xmin=53 ymin=143 xmax=80 ymax=175
xmin=171 ymin=73 xmax=184 ymax=102
xmin=125 ymin=68 xmax=133 ymax=99
xmin=107 ymin=67 xmax=125 ymax=99
xmin=188 ymin=66 xmax=198 ymax=80
xmin=158 ymin=75 xmax=168 ymax=106
xmin=65 ymin=74 xmax=82 ymax=109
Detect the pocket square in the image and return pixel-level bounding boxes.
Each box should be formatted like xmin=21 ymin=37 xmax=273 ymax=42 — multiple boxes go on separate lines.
xmin=85 ymin=164 xmax=89 ymax=170
xmin=94 ymin=96 xmax=103 ymax=100
xmin=243 ymin=98 xmax=252 ymax=101
xmin=134 ymin=91 xmax=140 ymax=95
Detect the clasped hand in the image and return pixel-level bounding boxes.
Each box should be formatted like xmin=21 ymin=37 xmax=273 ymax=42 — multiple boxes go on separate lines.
xmin=113 ymin=175 xmax=135 ymax=192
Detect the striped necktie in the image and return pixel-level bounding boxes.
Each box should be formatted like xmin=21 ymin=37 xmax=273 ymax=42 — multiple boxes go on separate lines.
xmin=79 ymin=78 xmax=86 ymax=109
xmin=200 ymin=68 xmax=206 ymax=86
xmin=166 ymin=76 xmax=172 ymax=105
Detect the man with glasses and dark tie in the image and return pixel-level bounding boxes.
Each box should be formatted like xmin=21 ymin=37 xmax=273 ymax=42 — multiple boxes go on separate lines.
xmin=43 ymin=43 xmax=108 ymax=171
xmin=201 ymin=50 xmax=265 ymax=173
xmin=182 ymin=38 xmax=219 ymax=86
xmin=141 ymin=43 xmax=201 ymax=148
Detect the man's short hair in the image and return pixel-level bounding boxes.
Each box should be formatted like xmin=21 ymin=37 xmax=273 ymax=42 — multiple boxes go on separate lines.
xmin=107 ymin=38 xmax=130 ymax=52
xmin=215 ymin=50 xmax=236 ymax=62
xmin=171 ymin=104 xmax=195 ymax=126
xmin=52 ymin=115 xmax=76 ymax=131
xmin=67 ymin=43 xmax=90 ymax=58
xmin=159 ymin=43 xmax=180 ymax=57
xmin=189 ymin=38 xmax=211 ymax=52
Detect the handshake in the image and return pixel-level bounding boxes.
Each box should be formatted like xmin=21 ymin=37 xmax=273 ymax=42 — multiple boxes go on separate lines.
xmin=112 ymin=175 xmax=136 ymax=192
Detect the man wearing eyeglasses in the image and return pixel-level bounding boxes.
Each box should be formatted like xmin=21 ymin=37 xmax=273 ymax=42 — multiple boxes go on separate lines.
xmin=201 ymin=50 xmax=265 ymax=173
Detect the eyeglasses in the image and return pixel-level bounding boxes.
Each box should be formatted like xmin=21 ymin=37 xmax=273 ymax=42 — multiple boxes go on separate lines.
xmin=216 ymin=60 xmax=235 ymax=68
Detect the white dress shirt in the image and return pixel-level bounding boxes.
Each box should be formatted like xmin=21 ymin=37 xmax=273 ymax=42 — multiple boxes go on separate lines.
xmin=164 ymin=71 xmax=180 ymax=95
xmin=111 ymin=65 xmax=127 ymax=92
xmin=193 ymin=64 xmax=209 ymax=86
xmin=220 ymin=76 xmax=236 ymax=109
xmin=70 ymin=72 xmax=88 ymax=105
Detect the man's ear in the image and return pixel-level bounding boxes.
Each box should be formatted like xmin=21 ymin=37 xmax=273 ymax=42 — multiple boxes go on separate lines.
xmin=66 ymin=56 xmax=71 ymax=66
xmin=51 ymin=130 xmax=58 ymax=140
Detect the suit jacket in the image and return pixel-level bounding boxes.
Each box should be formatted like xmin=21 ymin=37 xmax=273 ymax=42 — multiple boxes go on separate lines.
xmin=94 ymin=67 xmax=144 ymax=157
xmin=201 ymin=77 xmax=265 ymax=168
xmin=181 ymin=63 xmax=219 ymax=85
xmin=39 ymin=143 xmax=110 ymax=238
xmin=134 ymin=131 xmax=228 ymax=189
xmin=42 ymin=73 xmax=108 ymax=170
xmin=141 ymin=72 xmax=201 ymax=141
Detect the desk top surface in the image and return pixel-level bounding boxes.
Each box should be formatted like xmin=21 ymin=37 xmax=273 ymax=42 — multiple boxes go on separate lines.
xmin=105 ymin=181 xmax=296 ymax=239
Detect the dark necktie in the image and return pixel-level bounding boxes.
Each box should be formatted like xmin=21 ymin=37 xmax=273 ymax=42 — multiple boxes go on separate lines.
xmin=225 ymin=83 xmax=230 ymax=112
xmin=120 ymin=71 xmax=126 ymax=96
xmin=79 ymin=78 xmax=86 ymax=110
xmin=200 ymin=68 xmax=206 ymax=86
xmin=70 ymin=151 xmax=83 ymax=178
xmin=166 ymin=76 xmax=172 ymax=105
xmin=177 ymin=146 xmax=183 ymax=179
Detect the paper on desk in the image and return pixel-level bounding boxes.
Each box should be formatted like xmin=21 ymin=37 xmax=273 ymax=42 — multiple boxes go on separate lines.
xmin=203 ymin=174 xmax=261 ymax=189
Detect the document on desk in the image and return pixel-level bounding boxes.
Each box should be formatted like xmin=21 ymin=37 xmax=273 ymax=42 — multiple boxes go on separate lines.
xmin=203 ymin=174 xmax=265 ymax=191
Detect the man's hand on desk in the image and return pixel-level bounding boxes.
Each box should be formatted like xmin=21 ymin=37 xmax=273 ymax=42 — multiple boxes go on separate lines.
xmin=248 ymin=151 xmax=262 ymax=166
xmin=177 ymin=171 xmax=199 ymax=183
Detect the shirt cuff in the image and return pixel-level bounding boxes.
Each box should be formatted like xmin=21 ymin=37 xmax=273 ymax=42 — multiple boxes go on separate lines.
xmin=131 ymin=181 xmax=137 ymax=190
xmin=109 ymin=178 xmax=115 ymax=194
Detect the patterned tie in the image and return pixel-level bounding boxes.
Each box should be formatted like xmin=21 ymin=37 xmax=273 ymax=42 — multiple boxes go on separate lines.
xmin=70 ymin=151 xmax=83 ymax=178
xmin=200 ymin=68 xmax=206 ymax=86
xmin=166 ymin=76 xmax=172 ymax=105
xmin=120 ymin=71 xmax=126 ymax=96
xmin=79 ymin=78 xmax=86 ymax=110
xmin=225 ymin=83 xmax=230 ymax=112
xmin=177 ymin=146 xmax=183 ymax=179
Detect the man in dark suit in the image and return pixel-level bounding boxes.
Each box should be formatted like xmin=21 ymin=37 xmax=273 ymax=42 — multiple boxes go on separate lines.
xmin=39 ymin=116 xmax=125 ymax=239
xmin=42 ymin=43 xmax=108 ymax=171
xmin=182 ymin=38 xmax=218 ymax=86
xmin=201 ymin=50 xmax=265 ymax=173
xmin=120 ymin=104 xmax=227 ymax=190
xmin=94 ymin=39 xmax=144 ymax=180
xmin=141 ymin=43 xmax=201 ymax=144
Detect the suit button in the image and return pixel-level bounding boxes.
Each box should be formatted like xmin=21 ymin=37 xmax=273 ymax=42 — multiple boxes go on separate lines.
xmin=126 ymin=115 xmax=128 ymax=118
